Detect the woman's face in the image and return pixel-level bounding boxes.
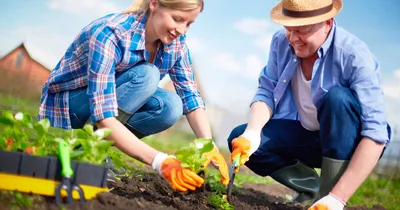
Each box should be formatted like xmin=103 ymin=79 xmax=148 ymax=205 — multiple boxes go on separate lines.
xmin=148 ymin=1 xmax=201 ymax=44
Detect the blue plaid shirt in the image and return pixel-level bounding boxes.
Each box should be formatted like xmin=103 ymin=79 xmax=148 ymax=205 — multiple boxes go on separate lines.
xmin=39 ymin=12 xmax=205 ymax=129
xmin=252 ymin=22 xmax=390 ymax=144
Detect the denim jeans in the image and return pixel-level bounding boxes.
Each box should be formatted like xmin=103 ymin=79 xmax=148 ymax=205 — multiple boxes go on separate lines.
xmin=68 ymin=61 xmax=183 ymax=137
xmin=227 ymin=87 xmax=390 ymax=177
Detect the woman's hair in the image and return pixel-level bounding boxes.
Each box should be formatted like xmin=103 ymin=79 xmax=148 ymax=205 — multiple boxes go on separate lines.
xmin=125 ymin=0 xmax=204 ymax=14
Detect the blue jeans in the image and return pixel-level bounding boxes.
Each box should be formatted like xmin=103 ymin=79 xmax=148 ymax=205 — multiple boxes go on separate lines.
xmin=68 ymin=61 xmax=183 ymax=137
xmin=227 ymin=87 xmax=390 ymax=177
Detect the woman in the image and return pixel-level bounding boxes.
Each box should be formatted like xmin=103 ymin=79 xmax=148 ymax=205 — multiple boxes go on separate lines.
xmin=38 ymin=0 xmax=229 ymax=192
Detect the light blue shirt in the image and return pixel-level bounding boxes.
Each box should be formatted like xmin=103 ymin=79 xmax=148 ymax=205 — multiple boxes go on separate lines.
xmin=252 ymin=22 xmax=390 ymax=144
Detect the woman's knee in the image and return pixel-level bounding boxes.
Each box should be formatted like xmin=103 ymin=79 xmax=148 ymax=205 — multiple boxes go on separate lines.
xmin=123 ymin=61 xmax=160 ymax=92
xmin=159 ymin=92 xmax=183 ymax=127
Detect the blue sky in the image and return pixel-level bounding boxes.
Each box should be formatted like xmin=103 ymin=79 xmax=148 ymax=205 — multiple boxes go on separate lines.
xmin=1 ymin=0 xmax=399 ymax=130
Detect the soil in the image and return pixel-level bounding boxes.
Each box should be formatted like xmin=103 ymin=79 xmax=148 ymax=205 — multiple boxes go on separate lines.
xmin=0 ymin=171 xmax=387 ymax=210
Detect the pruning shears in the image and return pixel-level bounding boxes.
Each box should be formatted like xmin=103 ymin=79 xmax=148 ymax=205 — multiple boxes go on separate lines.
xmin=55 ymin=140 xmax=86 ymax=206
xmin=226 ymin=154 xmax=241 ymax=201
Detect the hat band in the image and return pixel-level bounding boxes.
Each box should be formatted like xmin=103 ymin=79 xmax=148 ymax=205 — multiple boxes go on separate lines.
xmin=282 ymin=4 xmax=333 ymax=18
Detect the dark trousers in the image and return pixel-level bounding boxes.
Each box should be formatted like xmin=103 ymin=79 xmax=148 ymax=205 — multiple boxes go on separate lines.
xmin=227 ymin=87 xmax=389 ymax=176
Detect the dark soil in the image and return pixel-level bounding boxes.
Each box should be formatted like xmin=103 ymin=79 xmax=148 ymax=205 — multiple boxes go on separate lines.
xmin=0 ymin=171 xmax=387 ymax=210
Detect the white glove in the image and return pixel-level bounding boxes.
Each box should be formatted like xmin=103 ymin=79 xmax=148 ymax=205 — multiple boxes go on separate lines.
xmin=308 ymin=193 xmax=345 ymax=210
xmin=151 ymin=152 xmax=168 ymax=175
xmin=241 ymin=130 xmax=261 ymax=155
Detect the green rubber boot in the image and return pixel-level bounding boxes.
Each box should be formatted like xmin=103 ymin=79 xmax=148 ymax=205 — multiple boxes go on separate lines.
xmin=318 ymin=157 xmax=349 ymax=199
xmin=270 ymin=160 xmax=320 ymax=205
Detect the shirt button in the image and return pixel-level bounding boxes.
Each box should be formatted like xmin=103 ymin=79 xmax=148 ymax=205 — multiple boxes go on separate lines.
xmin=283 ymin=79 xmax=287 ymax=83
xmin=293 ymin=58 xmax=297 ymax=62
xmin=274 ymin=98 xmax=277 ymax=102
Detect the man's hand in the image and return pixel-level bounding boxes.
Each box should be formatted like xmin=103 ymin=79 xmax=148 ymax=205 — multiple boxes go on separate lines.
xmin=203 ymin=145 xmax=229 ymax=185
xmin=152 ymin=152 xmax=204 ymax=192
xmin=308 ymin=193 xmax=345 ymax=210
xmin=231 ymin=131 xmax=261 ymax=172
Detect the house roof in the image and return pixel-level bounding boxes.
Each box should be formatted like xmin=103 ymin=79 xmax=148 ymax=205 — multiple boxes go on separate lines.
xmin=0 ymin=43 xmax=51 ymax=71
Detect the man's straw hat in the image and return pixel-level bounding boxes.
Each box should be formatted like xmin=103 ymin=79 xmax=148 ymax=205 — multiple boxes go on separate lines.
xmin=270 ymin=0 xmax=343 ymax=27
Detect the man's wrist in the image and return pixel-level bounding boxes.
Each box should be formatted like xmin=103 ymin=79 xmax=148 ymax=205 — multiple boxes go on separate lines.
xmin=151 ymin=152 xmax=169 ymax=175
xmin=329 ymin=192 xmax=346 ymax=206
xmin=241 ymin=130 xmax=261 ymax=154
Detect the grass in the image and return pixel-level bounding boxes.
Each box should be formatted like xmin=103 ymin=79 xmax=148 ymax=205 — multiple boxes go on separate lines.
xmin=348 ymin=175 xmax=400 ymax=209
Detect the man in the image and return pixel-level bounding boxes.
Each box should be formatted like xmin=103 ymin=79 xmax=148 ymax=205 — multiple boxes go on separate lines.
xmin=228 ymin=0 xmax=391 ymax=209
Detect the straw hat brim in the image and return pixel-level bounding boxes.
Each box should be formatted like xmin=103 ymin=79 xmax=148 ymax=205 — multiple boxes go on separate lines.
xmin=270 ymin=0 xmax=343 ymax=27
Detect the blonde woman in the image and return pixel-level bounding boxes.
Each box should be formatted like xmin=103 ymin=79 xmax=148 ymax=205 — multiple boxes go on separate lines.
xmin=39 ymin=0 xmax=229 ymax=192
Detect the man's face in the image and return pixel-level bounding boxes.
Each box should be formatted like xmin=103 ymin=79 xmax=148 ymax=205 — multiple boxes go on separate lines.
xmin=284 ymin=19 xmax=332 ymax=59
xmin=149 ymin=1 xmax=201 ymax=44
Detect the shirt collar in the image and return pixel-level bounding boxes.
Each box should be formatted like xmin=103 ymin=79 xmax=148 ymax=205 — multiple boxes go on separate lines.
xmin=318 ymin=20 xmax=336 ymax=57
xmin=129 ymin=12 xmax=174 ymax=54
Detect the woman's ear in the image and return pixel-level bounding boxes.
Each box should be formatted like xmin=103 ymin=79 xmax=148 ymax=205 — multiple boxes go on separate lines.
xmin=149 ymin=0 xmax=158 ymax=12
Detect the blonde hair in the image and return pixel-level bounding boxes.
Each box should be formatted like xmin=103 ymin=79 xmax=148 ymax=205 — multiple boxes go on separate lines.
xmin=125 ymin=0 xmax=204 ymax=14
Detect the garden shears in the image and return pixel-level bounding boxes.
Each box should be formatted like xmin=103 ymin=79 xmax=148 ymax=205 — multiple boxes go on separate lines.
xmin=55 ymin=140 xmax=86 ymax=206
xmin=226 ymin=154 xmax=241 ymax=201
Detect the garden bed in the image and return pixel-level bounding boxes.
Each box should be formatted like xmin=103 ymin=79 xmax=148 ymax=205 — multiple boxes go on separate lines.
xmin=0 ymin=171 xmax=387 ymax=210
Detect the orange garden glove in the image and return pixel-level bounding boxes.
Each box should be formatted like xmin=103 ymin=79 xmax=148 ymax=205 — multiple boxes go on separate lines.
xmin=231 ymin=130 xmax=261 ymax=172
xmin=308 ymin=193 xmax=345 ymax=210
xmin=152 ymin=152 xmax=204 ymax=192
xmin=203 ymin=143 xmax=229 ymax=186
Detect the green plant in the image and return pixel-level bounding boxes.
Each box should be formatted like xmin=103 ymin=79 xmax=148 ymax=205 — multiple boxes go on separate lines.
xmin=174 ymin=138 xmax=214 ymax=174
xmin=207 ymin=192 xmax=233 ymax=210
xmin=0 ymin=111 xmax=114 ymax=165
xmin=68 ymin=124 xmax=114 ymax=164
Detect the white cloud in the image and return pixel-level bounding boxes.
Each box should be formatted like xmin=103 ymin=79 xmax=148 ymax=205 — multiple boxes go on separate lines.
xmin=211 ymin=52 xmax=264 ymax=81
xmin=244 ymin=54 xmax=264 ymax=80
xmin=233 ymin=17 xmax=275 ymax=57
xmin=210 ymin=52 xmax=241 ymax=72
xmin=47 ymin=0 xmax=121 ymax=18
xmin=186 ymin=37 xmax=204 ymax=53
xmin=382 ymin=69 xmax=400 ymax=135
xmin=382 ymin=69 xmax=400 ymax=100
xmin=233 ymin=18 xmax=271 ymax=36
xmin=0 ymin=26 xmax=72 ymax=69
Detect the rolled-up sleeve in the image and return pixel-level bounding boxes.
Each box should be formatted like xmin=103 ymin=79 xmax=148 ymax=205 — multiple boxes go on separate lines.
xmin=87 ymin=26 xmax=122 ymax=123
xmin=251 ymin=33 xmax=279 ymax=113
xmin=169 ymin=43 xmax=205 ymax=114
xmin=349 ymin=45 xmax=389 ymax=144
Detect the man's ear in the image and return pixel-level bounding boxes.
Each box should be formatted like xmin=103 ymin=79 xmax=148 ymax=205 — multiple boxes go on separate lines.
xmin=325 ymin=18 xmax=334 ymax=34
xmin=149 ymin=0 xmax=158 ymax=12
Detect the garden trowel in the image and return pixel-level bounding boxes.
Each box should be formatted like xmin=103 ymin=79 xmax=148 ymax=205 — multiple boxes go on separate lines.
xmin=226 ymin=154 xmax=241 ymax=201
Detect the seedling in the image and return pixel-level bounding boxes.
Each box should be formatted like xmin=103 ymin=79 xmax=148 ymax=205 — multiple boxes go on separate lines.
xmin=174 ymin=138 xmax=214 ymax=174
xmin=207 ymin=192 xmax=234 ymax=210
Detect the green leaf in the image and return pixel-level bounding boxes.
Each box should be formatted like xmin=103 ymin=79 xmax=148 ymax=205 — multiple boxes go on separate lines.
xmin=0 ymin=111 xmax=15 ymax=125
xmin=71 ymin=150 xmax=85 ymax=159
xmin=75 ymin=129 xmax=89 ymax=138
xmin=93 ymin=128 xmax=112 ymax=140
xmin=34 ymin=123 xmax=46 ymax=137
xmin=95 ymin=140 xmax=114 ymax=151
xmin=38 ymin=118 xmax=50 ymax=132
xmin=83 ymin=124 xmax=94 ymax=135
xmin=194 ymin=138 xmax=214 ymax=154
xmin=22 ymin=113 xmax=32 ymax=124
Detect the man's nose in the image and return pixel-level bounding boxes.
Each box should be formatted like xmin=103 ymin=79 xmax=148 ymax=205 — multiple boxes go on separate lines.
xmin=288 ymin=31 xmax=299 ymax=42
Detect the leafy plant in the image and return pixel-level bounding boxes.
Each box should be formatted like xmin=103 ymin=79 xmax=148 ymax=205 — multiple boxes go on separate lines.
xmin=207 ymin=192 xmax=233 ymax=210
xmin=174 ymin=138 xmax=214 ymax=174
xmin=68 ymin=124 xmax=114 ymax=164
xmin=0 ymin=111 xmax=114 ymax=165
